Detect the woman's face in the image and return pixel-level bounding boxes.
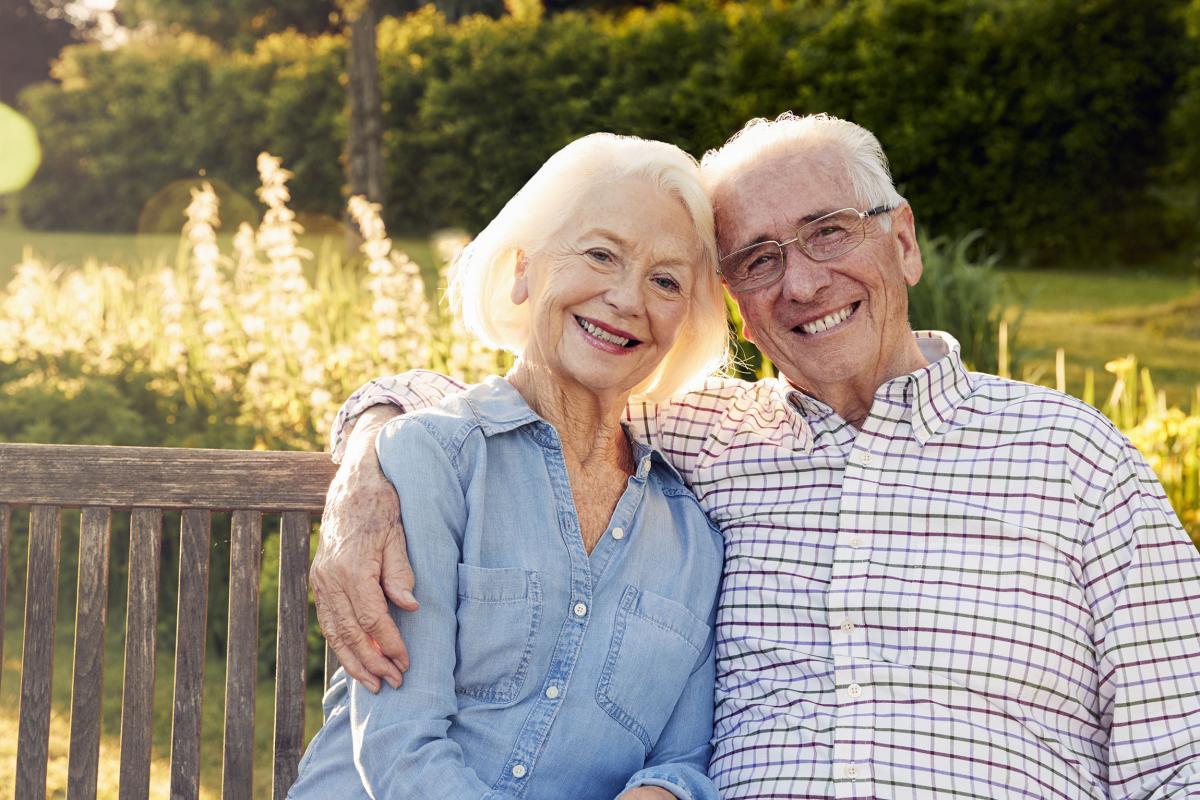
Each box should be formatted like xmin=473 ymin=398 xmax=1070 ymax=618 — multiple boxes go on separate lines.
xmin=512 ymin=176 xmax=705 ymax=401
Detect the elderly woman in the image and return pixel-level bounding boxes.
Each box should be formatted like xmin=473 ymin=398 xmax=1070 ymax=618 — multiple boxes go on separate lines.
xmin=287 ymin=133 xmax=729 ymax=800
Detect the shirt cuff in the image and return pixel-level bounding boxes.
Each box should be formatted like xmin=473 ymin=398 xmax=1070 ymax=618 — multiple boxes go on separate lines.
xmin=624 ymin=765 xmax=716 ymax=800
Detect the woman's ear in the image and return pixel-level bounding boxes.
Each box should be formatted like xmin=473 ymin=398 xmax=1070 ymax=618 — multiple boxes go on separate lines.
xmin=510 ymin=250 xmax=530 ymax=305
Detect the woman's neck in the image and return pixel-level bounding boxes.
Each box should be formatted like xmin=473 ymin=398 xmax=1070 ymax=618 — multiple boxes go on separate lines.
xmin=506 ymin=361 xmax=633 ymax=473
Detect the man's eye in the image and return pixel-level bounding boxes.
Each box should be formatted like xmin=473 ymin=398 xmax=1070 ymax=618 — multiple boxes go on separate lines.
xmin=811 ymin=225 xmax=848 ymax=240
xmin=742 ymin=251 xmax=779 ymax=273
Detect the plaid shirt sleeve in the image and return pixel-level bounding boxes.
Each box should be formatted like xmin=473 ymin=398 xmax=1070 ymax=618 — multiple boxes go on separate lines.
xmin=328 ymin=370 xmax=469 ymax=463
xmin=1085 ymin=437 xmax=1200 ymax=798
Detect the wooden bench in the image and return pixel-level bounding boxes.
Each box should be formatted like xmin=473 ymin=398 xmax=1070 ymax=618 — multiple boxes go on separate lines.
xmin=0 ymin=442 xmax=338 ymax=800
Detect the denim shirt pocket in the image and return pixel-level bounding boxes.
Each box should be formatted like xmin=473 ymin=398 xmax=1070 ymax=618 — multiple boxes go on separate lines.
xmin=454 ymin=564 xmax=542 ymax=704
xmin=596 ymin=585 xmax=710 ymax=752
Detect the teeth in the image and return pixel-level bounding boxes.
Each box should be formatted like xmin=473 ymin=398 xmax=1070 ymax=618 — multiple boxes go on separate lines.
xmin=578 ymin=317 xmax=633 ymax=346
xmin=799 ymin=304 xmax=854 ymax=335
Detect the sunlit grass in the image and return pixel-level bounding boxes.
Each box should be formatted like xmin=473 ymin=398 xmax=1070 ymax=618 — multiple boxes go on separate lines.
xmin=1004 ymin=268 xmax=1200 ymax=408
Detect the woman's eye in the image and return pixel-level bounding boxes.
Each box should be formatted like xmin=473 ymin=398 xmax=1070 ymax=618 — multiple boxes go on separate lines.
xmin=586 ymin=249 xmax=613 ymax=263
xmin=653 ymin=275 xmax=681 ymax=292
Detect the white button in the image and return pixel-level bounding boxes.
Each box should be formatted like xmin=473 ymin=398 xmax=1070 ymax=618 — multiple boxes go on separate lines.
xmin=573 ymin=602 xmax=588 ymax=617
xmin=840 ymin=619 xmax=855 ymax=633
xmin=849 ymin=536 xmax=865 ymax=549
xmin=847 ymin=683 xmax=863 ymax=698
xmin=511 ymin=764 xmax=527 ymax=778
xmin=854 ymin=451 xmax=873 ymax=465
xmin=611 ymin=527 xmax=625 ymax=540
xmin=844 ymin=764 xmax=859 ymax=779
xmin=545 ymin=685 xmax=560 ymax=699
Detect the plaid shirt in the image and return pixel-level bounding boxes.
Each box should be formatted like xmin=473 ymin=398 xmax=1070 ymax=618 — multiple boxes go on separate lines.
xmin=332 ymin=331 xmax=1200 ymax=799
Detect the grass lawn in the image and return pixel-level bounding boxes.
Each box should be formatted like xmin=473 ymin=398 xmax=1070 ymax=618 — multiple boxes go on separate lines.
xmin=1003 ymin=268 xmax=1200 ymax=409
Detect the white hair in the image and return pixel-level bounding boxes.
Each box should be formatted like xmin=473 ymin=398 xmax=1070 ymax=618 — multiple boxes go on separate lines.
xmin=449 ymin=132 xmax=729 ymax=401
xmin=700 ymin=112 xmax=905 ymax=226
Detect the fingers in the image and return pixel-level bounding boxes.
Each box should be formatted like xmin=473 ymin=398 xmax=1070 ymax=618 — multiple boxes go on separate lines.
xmin=314 ymin=586 xmax=377 ymax=693
xmin=311 ymin=570 xmax=405 ymax=691
xmin=381 ymin=519 xmax=419 ymax=612
xmin=357 ymin=577 xmax=411 ymax=674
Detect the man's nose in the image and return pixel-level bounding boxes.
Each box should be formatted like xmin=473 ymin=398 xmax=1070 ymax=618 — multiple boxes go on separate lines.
xmin=778 ymin=243 xmax=833 ymax=303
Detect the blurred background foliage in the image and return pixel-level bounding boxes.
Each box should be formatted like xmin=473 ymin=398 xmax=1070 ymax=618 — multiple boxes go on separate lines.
xmin=5 ymin=0 xmax=1199 ymax=268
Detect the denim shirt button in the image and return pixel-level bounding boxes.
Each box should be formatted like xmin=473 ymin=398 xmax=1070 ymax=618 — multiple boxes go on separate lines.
xmin=611 ymin=527 xmax=625 ymax=540
xmin=573 ymin=602 xmax=588 ymax=618
xmin=511 ymin=764 xmax=527 ymax=778
xmin=545 ymin=685 xmax=560 ymax=699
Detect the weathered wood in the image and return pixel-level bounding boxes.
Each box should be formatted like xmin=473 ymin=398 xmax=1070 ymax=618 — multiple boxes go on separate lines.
xmin=0 ymin=443 xmax=335 ymax=512
xmin=119 ymin=509 xmax=163 ymax=800
xmin=0 ymin=504 xmax=10 ymax=695
xmin=272 ymin=512 xmax=311 ymax=800
xmin=15 ymin=505 xmax=62 ymax=800
xmin=169 ymin=509 xmax=212 ymax=800
xmin=67 ymin=507 xmax=113 ymax=800
xmin=222 ymin=510 xmax=263 ymax=800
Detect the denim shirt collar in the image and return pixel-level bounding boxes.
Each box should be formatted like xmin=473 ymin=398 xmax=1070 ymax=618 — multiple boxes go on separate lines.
xmin=464 ymin=376 xmax=685 ymax=485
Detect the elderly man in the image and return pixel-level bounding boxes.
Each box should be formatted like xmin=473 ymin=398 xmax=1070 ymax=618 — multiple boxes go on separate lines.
xmin=312 ymin=113 xmax=1200 ymax=799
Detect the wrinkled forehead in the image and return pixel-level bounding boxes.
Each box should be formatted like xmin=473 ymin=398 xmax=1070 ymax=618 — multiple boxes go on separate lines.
xmin=711 ymin=145 xmax=856 ymax=250
xmin=553 ymin=175 xmax=707 ymax=262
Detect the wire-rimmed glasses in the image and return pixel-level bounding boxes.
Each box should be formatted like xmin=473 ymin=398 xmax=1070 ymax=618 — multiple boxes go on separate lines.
xmin=718 ymin=205 xmax=893 ymax=292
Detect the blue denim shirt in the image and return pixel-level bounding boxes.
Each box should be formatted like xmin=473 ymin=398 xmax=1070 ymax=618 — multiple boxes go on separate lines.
xmin=290 ymin=376 xmax=723 ymax=800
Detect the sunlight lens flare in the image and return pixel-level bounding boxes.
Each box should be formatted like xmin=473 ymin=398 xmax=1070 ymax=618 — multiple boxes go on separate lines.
xmin=0 ymin=103 xmax=41 ymax=194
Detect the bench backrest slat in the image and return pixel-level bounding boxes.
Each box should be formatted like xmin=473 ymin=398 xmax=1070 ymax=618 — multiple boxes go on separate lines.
xmin=1 ymin=443 xmax=338 ymax=800
xmin=16 ymin=504 xmax=62 ymax=800
xmin=119 ymin=508 xmax=164 ymax=800
xmin=170 ymin=508 xmax=212 ymax=800
xmin=222 ymin=510 xmax=263 ymax=800
xmin=272 ymin=511 xmax=311 ymax=800
xmin=0 ymin=504 xmax=10 ymax=696
xmin=0 ymin=443 xmax=332 ymax=511
xmin=66 ymin=506 xmax=113 ymax=800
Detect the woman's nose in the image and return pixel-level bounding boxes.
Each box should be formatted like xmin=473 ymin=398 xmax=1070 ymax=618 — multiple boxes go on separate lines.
xmin=604 ymin=273 xmax=644 ymax=315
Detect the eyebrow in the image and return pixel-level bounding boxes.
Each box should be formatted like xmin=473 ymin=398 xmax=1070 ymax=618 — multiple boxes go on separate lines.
xmin=728 ymin=207 xmax=843 ymax=252
xmin=578 ymin=228 xmax=632 ymax=249
xmin=578 ymin=228 xmax=692 ymax=268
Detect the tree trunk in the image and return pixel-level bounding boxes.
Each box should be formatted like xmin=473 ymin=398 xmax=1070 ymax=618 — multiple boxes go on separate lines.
xmin=345 ymin=0 xmax=384 ymax=211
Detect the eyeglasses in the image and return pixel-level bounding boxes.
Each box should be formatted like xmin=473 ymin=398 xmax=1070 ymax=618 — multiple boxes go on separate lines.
xmin=718 ymin=205 xmax=893 ymax=292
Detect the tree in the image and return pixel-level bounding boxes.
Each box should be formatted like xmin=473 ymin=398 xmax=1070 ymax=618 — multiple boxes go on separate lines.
xmin=120 ymin=0 xmax=342 ymax=50
xmin=344 ymin=0 xmax=386 ymax=208
xmin=0 ymin=0 xmax=78 ymax=106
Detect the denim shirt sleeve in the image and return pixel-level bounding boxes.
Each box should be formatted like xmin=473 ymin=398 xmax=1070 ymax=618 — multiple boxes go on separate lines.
xmin=622 ymin=627 xmax=719 ymax=800
xmin=349 ymin=416 xmax=508 ymax=800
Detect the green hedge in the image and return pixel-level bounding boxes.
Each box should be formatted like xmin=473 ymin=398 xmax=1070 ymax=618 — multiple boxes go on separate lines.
xmin=16 ymin=0 xmax=1194 ymax=262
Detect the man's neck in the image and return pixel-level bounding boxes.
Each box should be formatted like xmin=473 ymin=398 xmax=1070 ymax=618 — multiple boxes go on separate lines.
xmin=797 ymin=338 xmax=931 ymax=430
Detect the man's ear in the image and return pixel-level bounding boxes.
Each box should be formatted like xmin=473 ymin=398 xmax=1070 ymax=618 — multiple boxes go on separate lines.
xmin=893 ymin=204 xmax=923 ymax=287
xmin=510 ymin=250 xmax=529 ymax=305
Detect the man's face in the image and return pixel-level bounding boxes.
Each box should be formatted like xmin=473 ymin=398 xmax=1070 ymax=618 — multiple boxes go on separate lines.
xmin=713 ymin=147 xmax=923 ymax=395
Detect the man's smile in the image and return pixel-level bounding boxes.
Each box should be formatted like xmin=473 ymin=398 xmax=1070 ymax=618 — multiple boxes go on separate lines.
xmin=792 ymin=301 xmax=861 ymax=336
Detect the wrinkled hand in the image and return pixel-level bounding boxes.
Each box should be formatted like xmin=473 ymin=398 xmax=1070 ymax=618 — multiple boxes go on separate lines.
xmin=617 ymin=788 xmax=676 ymax=800
xmin=312 ymin=406 xmax=415 ymax=692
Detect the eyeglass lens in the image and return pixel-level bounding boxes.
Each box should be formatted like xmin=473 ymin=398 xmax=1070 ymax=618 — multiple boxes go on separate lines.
xmin=725 ymin=208 xmax=870 ymax=290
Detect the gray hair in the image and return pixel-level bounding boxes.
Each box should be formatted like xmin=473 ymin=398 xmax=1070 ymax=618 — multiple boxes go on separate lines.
xmin=449 ymin=132 xmax=729 ymax=401
xmin=700 ymin=112 xmax=905 ymax=224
